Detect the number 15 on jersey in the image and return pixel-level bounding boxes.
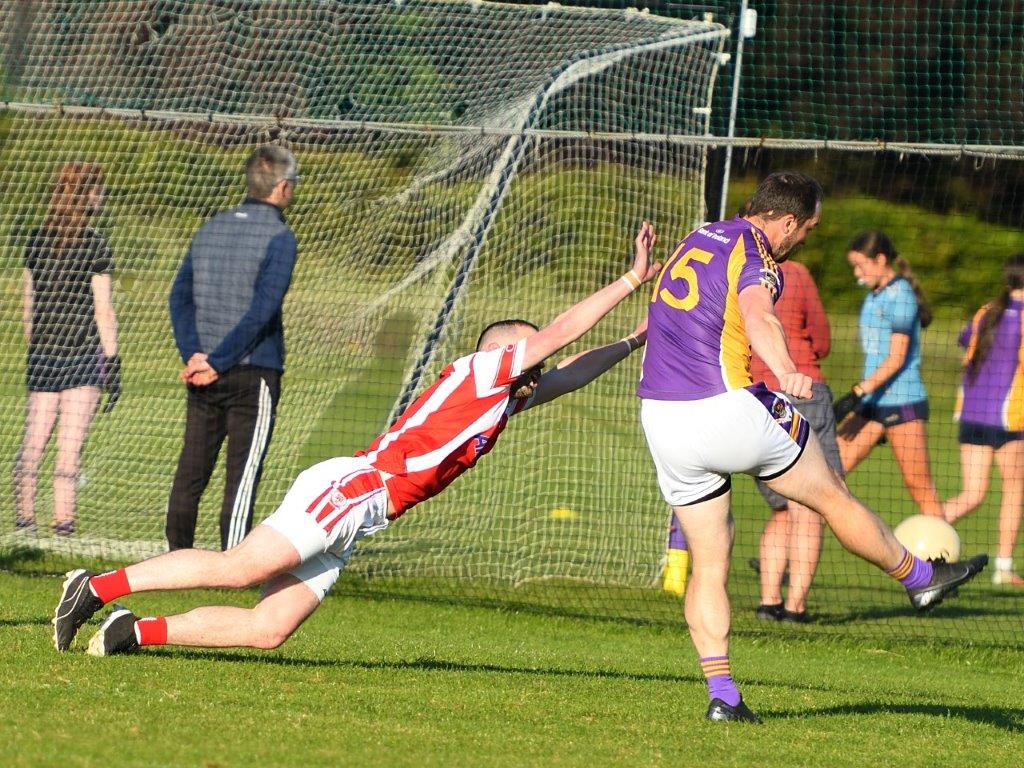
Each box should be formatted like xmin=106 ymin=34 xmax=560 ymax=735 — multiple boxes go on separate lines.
xmin=650 ymin=246 xmax=715 ymax=311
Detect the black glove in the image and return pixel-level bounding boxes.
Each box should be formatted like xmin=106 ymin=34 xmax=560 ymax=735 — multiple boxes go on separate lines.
xmin=832 ymin=387 xmax=862 ymax=423
xmin=99 ymin=353 xmax=122 ymax=414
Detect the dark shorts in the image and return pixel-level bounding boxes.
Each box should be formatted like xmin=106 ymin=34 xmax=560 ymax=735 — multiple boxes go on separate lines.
xmin=958 ymin=420 xmax=1024 ymax=449
xmin=756 ymin=382 xmax=843 ymax=510
xmin=27 ymin=353 xmax=103 ymax=392
xmin=854 ymin=399 xmax=929 ymax=427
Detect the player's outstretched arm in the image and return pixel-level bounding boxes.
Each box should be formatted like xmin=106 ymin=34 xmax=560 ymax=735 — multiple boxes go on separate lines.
xmin=738 ymin=284 xmax=812 ymax=399
xmin=521 ymin=222 xmax=660 ymax=371
xmin=525 ymin=319 xmax=646 ymax=410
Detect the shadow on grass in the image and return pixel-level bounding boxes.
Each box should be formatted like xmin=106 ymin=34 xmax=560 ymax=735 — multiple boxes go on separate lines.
xmin=0 ymin=545 xmax=47 ymax=571
xmin=333 ymin=584 xmax=1023 ymax=647
xmin=768 ymin=702 xmax=1024 ymax=733
xmin=166 ymin=649 xmax=861 ymax=696
xmin=823 ymin=602 xmax=1020 ymax=625
xmin=0 ymin=617 xmax=52 ymax=627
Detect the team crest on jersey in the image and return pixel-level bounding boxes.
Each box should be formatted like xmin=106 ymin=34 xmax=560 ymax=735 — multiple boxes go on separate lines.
xmin=471 ymin=434 xmax=489 ymax=457
xmin=328 ymin=482 xmax=345 ymax=507
xmin=771 ymin=399 xmax=792 ymax=424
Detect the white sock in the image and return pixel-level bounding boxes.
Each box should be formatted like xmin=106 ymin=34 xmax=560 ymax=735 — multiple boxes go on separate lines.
xmin=995 ymin=556 xmax=1013 ymax=572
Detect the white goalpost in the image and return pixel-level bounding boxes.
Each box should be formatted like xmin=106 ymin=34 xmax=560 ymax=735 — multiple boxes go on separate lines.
xmin=0 ymin=0 xmax=729 ymax=595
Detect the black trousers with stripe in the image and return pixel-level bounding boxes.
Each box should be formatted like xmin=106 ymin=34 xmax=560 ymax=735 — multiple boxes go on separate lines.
xmin=166 ymin=366 xmax=281 ymax=551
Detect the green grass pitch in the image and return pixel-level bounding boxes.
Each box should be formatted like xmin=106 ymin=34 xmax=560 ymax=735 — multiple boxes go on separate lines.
xmin=1 ymin=572 xmax=1022 ymax=768
xmin=2 ymin=119 xmax=1024 ymax=765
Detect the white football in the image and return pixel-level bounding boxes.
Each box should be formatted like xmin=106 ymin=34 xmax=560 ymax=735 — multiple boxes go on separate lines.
xmin=894 ymin=514 xmax=961 ymax=562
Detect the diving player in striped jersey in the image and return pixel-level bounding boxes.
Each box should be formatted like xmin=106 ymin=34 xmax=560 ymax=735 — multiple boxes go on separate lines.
xmin=54 ymin=224 xmax=661 ymax=657
xmin=638 ymin=172 xmax=987 ymax=723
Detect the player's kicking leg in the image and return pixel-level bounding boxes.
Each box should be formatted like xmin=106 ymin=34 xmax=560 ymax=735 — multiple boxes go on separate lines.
xmin=673 ymin=491 xmax=761 ymax=724
xmin=765 ymin=431 xmax=987 ymax=610
xmin=53 ymin=524 xmax=301 ymax=651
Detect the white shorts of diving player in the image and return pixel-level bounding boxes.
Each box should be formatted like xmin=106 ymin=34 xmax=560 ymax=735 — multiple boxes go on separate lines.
xmin=261 ymin=456 xmax=391 ymax=600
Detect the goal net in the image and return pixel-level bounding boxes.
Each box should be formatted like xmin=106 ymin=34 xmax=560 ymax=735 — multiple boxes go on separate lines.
xmin=0 ymin=1 xmax=727 ymax=590
xmin=5 ymin=1 xmax=1021 ymax=645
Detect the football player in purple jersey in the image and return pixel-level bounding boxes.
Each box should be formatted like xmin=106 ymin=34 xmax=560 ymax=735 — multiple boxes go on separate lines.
xmin=638 ymin=171 xmax=987 ymax=722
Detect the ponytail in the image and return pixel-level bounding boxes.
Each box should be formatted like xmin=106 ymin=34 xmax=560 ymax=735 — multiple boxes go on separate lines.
xmin=968 ymin=293 xmax=1010 ymax=379
xmin=892 ymin=255 xmax=932 ymax=329
xmin=969 ymin=253 xmax=1024 ymax=378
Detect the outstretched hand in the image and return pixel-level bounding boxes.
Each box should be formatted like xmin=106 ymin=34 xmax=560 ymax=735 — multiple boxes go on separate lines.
xmin=632 ymin=221 xmax=662 ymax=283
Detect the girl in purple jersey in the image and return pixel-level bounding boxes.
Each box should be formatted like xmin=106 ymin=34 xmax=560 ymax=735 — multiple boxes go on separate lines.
xmin=943 ymin=255 xmax=1024 ymax=586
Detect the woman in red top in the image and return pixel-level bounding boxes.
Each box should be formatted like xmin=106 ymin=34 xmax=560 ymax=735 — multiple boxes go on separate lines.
xmin=749 ymin=259 xmax=842 ymax=622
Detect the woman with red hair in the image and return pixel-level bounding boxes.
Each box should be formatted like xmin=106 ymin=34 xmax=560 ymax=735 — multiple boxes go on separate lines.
xmin=13 ymin=161 xmax=120 ymax=536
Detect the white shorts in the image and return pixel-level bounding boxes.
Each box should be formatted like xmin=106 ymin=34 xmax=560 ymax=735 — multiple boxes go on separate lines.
xmin=641 ymin=384 xmax=809 ymax=507
xmin=260 ymin=456 xmax=391 ymax=601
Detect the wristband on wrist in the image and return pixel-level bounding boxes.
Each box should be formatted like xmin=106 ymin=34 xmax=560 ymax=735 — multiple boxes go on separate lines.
xmin=619 ymin=269 xmax=642 ymax=292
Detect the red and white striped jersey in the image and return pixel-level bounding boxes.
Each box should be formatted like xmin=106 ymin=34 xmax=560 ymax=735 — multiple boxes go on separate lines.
xmin=360 ymin=340 xmax=531 ymax=515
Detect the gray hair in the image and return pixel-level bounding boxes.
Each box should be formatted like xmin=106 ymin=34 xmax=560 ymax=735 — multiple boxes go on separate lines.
xmin=245 ymin=145 xmax=298 ymax=199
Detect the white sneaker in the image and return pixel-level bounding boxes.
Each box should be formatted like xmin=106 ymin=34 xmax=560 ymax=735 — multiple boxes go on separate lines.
xmin=87 ymin=606 xmax=140 ymax=656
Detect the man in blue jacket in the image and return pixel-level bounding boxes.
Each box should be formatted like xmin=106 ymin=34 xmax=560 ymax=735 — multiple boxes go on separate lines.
xmin=167 ymin=145 xmax=298 ymax=551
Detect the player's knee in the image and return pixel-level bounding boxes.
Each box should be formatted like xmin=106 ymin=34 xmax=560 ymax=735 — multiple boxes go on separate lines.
xmin=220 ymin=553 xmax=267 ymax=588
xmin=253 ymin=628 xmax=292 ymax=650
xmin=251 ymin=611 xmax=299 ymax=649
xmin=11 ymin=453 xmax=38 ymax=479
xmin=53 ymin=467 xmax=79 ymax=484
xmin=967 ymin=475 xmax=990 ymax=499
xmin=54 ymin=448 xmax=82 ymax=475
xmin=962 ymin=487 xmax=988 ymax=511
xmin=812 ymin=474 xmax=856 ymax=515
xmin=225 ymin=571 xmax=256 ymax=589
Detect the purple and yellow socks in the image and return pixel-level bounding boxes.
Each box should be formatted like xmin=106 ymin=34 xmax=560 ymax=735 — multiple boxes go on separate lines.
xmin=887 ymin=548 xmax=933 ymax=590
xmin=700 ymin=655 xmax=741 ymax=707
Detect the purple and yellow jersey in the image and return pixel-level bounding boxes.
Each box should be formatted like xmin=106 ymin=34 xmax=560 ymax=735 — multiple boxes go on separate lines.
xmin=638 ymin=216 xmax=782 ymax=401
xmin=955 ymin=299 xmax=1024 ymax=430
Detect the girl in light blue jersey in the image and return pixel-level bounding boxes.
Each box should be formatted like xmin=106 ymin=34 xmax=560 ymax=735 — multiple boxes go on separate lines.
xmin=836 ymin=230 xmax=942 ymax=517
